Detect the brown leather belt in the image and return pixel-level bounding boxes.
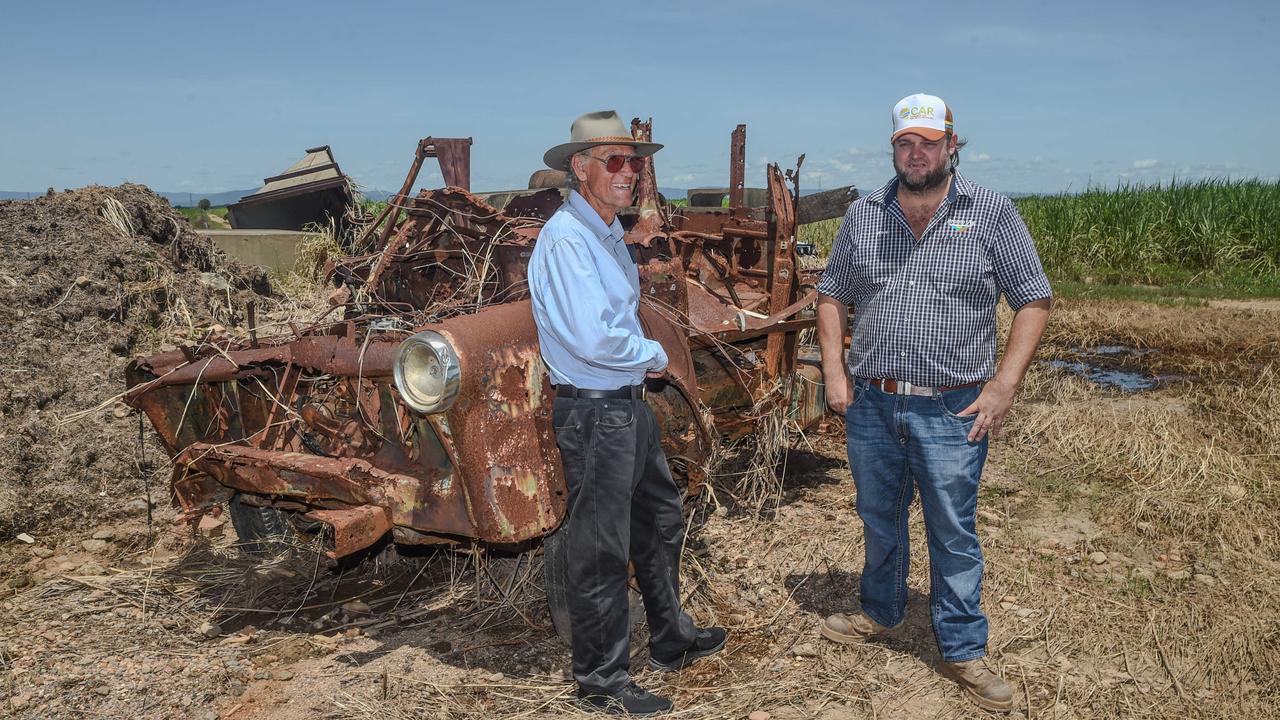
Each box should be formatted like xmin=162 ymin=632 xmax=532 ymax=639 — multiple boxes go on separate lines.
xmin=868 ymin=378 xmax=983 ymax=397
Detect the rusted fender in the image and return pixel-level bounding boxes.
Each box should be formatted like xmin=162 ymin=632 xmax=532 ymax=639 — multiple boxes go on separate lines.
xmin=416 ymin=301 xmax=562 ymax=544
xmin=637 ymin=301 xmax=698 ymax=401
xmin=421 ymin=300 xmax=700 ymax=544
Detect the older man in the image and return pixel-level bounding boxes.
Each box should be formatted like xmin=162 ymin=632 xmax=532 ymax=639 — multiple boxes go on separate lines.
xmin=528 ymin=110 xmax=726 ymax=716
xmin=815 ymin=94 xmax=1052 ymax=713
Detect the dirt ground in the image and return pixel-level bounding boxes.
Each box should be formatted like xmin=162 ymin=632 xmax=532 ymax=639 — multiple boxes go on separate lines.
xmin=1 ymin=191 xmax=1277 ymax=718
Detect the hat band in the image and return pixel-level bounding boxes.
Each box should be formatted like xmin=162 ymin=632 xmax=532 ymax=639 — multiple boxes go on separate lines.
xmin=582 ymin=135 xmax=639 ymax=143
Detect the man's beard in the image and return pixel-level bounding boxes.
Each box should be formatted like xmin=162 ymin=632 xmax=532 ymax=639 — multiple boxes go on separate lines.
xmin=895 ymin=159 xmax=950 ymax=193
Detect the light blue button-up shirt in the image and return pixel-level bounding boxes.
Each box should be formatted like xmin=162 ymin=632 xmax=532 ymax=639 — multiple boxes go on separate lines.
xmin=528 ymin=190 xmax=668 ymax=389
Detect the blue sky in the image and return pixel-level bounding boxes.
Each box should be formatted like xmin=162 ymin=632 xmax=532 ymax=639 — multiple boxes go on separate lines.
xmin=2 ymin=0 xmax=1277 ymax=196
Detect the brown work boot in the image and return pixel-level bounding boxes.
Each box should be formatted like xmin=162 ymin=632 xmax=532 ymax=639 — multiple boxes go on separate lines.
xmin=937 ymin=658 xmax=1014 ymax=713
xmin=818 ymin=611 xmax=893 ymax=644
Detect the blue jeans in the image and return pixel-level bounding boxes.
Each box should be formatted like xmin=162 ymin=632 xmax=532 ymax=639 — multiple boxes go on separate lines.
xmin=845 ymin=377 xmax=990 ymax=662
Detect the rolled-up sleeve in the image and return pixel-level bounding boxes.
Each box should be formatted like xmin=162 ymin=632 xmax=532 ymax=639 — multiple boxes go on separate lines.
xmin=816 ymin=205 xmax=859 ymax=305
xmin=990 ymin=200 xmax=1052 ymax=310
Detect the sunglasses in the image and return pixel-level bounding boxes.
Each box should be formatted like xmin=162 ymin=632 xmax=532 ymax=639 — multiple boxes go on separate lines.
xmin=589 ymin=153 xmax=646 ymax=174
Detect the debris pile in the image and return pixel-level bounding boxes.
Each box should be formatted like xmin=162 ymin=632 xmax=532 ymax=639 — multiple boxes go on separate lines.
xmin=0 ymin=184 xmax=273 ymax=538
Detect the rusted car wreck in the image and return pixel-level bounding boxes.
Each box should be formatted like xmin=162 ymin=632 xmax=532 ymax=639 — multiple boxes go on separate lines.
xmin=124 ymin=121 xmax=852 ymax=562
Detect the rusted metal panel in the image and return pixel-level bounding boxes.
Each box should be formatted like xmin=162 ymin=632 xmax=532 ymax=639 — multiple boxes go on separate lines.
xmin=306 ymin=505 xmax=395 ymax=559
xmin=789 ymin=349 xmax=827 ymax=433
xmin=637 ymin=255 xmax=689 ymax=324
xmin=425 ymin=301 xmax=563 ymax=543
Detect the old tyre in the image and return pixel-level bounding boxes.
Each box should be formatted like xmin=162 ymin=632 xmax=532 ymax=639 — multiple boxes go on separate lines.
xmin=542 ymin=523 xmax=644 ymax=647
xmin=227 ymin=492 xmax=299 ymax=555
xmin=227 ymin=493 xmax=400 ymax=570
xmin=542 ymin=523 xmax=575 ymax=645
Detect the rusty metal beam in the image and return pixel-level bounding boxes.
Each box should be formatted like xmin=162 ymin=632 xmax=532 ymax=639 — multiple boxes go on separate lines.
xmin=624 ymin=117 xmax=669 ymax=249
xmin=423 ymin=137 xmax=473 ymax=191
xmin=305 ymin=505 xmax=394 ymax=559
xmin=126 ymin=333 xmax=401 ymax=398
xmin=729 ymin=124 xmax=746 ymax=212
xmin=763 ymin=163 xmax=799 ymax=382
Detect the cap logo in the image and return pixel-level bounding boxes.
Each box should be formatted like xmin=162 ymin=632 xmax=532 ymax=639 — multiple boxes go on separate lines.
xmin=900 ymin=106 xmax=935 ymax=120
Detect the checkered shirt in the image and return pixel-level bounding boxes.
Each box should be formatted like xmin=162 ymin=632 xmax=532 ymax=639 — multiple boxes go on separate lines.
xmin=817 ymin=172 xmax=1052 ymax=386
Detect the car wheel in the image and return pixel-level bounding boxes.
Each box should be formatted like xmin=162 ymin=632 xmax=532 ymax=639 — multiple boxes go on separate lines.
xmin=227 ymin=492 xmax=300 ymax=555
xmin=542 ymin=523 xmax=644 ymax=647
xmin=542 ymin=523 xmax=574 ymax=645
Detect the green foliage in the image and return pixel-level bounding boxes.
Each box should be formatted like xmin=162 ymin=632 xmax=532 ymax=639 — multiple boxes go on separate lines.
xmin=1018 ymin=178 xmax=1280 ymax=283
xmin=799 ymin=217 xmax=841 ymax=257
xmin=197 ymin=198 xmax=211 ymax=210
xmin=799 ymin=179 xmax=1280 ymax=297
xmin=175 ymin=206 xmax=228 ymax=229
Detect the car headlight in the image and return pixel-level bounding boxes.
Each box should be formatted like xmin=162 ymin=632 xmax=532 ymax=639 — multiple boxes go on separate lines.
xmin=394 ymin=331 xmax=461 ymax=414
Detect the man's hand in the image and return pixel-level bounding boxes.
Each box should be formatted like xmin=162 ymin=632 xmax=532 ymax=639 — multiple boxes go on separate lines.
xmin=959 ymin=297 xmax=1051 ymax=442
xmin=645 ymin=369 xmax=666 ymax=379
xmin=825 ymin=372 xmax=852 ymax=414
xmin=958 ymin=377 xmax=1015 ymax=442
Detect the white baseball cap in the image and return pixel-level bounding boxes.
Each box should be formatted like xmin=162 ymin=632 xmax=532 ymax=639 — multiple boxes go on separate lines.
xmin=892 ymin=93 xmax=954 ymax=142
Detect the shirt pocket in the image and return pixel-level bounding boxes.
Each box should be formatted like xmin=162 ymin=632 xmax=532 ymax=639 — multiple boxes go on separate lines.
xmin=929 ymin=231 xmax=995 ymax=303
xmin=848 ymin=231 xmax=901 ymax=300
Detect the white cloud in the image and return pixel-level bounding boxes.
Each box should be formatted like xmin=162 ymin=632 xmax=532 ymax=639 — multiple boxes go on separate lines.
xmin=1132 ymin=159 xmax=1159 ymax=169
xmin=974 ymin=152 xmax=990 ymax=162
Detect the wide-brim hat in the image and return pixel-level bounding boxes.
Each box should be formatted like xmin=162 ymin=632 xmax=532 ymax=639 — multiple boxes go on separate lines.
xmin=543 ymin=110 xmax=663 ymax=171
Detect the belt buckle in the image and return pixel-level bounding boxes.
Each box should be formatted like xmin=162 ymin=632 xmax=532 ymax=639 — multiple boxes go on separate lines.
xmin=898 ymin=381 xmax=912 ymax=396
xmin=638 ymin=385 xmax=647 ymax=401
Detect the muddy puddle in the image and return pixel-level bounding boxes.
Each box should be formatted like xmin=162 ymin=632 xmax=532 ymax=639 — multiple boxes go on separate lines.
xmin=1044 ymin=344 xmax=1182 ymax=391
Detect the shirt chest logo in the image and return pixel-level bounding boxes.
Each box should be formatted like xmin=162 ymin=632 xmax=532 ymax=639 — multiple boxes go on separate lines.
xmin=948 ymin=221 xmax=972 ymax=234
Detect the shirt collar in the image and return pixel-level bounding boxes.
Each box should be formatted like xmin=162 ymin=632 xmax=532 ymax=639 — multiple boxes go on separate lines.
xmin=566 ymin=190 xmax=625 ymax=243
xmin=869 ymin=171 xmax=973 ymax=208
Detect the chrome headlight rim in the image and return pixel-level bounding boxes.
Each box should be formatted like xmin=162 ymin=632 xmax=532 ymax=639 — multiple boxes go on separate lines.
xmin=393 ymin=330 xmax=461 ymax=415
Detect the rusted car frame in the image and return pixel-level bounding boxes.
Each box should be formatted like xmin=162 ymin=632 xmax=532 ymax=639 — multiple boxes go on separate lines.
xmin=125 ymin=120 xmax=845 ymax=559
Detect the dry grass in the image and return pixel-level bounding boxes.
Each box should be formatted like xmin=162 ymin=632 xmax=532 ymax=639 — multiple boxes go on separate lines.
xmin=9 ymin=292 xmax=1278 ymax=719
xmin=100 ymin=196 xmax=136 ymax=237
xmin=717 ymin=380 xmax=793 ymax=514
xmin=313 ymin=297 xmax=1280 ymax=718
xmin=986 ymin=298 xmax=1280 ymax=717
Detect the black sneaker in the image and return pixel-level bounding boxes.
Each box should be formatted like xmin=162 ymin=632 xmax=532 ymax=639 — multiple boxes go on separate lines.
xmin=648 ymin=626 xmax=728 ymax=671
xmin=576 ymin=681 xmax=673 ymax=716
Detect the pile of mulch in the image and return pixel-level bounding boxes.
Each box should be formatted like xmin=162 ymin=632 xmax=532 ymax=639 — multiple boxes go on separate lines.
xmin=0 ymin=184 xmax=273 ymax=542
